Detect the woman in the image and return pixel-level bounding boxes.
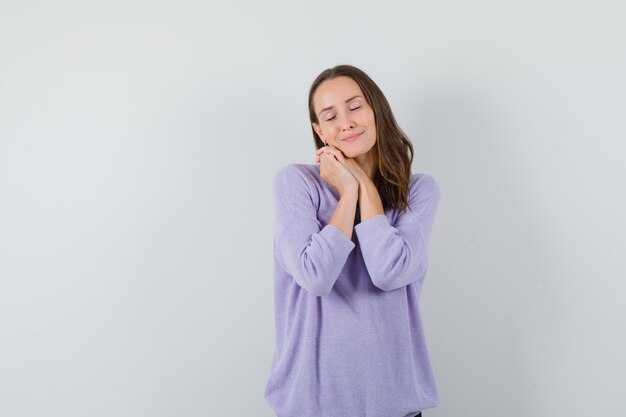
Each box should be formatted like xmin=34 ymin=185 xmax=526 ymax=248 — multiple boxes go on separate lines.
xmin=264 ymin=65 xmax=441 ymax=417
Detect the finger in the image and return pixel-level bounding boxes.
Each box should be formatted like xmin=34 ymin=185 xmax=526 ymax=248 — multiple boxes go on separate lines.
xmin=322 ymin=150 xmax=337 ymax=162
xmin=320 ymin=152 xmax=339 ymax=164
xmin=322 ymin=147 xmax=346 ymax=163
xmin=334 ymin=151 xmax=347 ymax=164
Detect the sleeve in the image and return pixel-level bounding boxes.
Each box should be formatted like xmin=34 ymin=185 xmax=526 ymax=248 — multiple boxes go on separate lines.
xmin=273 ymin=164 xmax=356 ymax=296
xmin=354 ymin=173 xmax=441 ymax=292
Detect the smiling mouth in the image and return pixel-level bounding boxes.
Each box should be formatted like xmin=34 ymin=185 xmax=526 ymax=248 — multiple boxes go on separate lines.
xmin=342 ymin=132 xmax=362 ymax=142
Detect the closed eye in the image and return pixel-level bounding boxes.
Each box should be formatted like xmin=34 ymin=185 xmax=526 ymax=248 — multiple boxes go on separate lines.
xmin=351 ymin=106 xmax=361 ymax=111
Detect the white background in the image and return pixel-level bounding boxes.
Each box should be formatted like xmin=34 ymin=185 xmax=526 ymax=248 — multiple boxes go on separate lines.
xmin=1 ymin=1 xmax=625 ymax=416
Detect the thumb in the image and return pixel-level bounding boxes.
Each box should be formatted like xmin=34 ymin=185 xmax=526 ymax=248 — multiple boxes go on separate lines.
xmin=333 ymin=150 xmax=349 ymax=165
xmin=324 ymin=152 xmax=343 ymax=167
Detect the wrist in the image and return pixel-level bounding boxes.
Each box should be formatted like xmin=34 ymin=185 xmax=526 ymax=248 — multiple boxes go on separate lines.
xmin=358 ymin=176 xmax=375 ymax=194
xmin=340 ymin=186 xmax=359 ymax=201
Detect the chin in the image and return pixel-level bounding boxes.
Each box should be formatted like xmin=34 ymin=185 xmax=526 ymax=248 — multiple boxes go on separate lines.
xmin=338 ymin=147 xmax=357 ymax=156
xmin=342 ymin=149 xmax=366 ymax=158
xmin=341 ymin=142 xmax=374 ymax=158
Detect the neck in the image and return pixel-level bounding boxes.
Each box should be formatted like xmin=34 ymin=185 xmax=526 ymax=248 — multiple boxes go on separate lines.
xmin=355 ymin=147 xmax=377 ymax=180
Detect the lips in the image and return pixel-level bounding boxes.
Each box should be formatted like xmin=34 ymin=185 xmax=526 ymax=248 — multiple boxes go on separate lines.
xmin=342 ymin=132 xmax=362 ymax=142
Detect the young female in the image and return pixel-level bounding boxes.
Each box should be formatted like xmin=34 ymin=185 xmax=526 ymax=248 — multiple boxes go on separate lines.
xmin=264 ymin=64 xmax=441 ymax=417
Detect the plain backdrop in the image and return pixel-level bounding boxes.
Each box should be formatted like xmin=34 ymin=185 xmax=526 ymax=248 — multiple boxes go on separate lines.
xmin=1 ymin=1 xmax=625 ymax=416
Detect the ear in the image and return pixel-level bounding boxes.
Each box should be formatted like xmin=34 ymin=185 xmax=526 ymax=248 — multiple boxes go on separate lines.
xmin=312 ymin=122 xmax=325 ymax=142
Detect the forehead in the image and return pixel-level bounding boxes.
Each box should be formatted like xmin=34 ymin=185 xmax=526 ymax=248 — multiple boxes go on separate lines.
xmin=313 ymin=76 xmax=364 ymax=111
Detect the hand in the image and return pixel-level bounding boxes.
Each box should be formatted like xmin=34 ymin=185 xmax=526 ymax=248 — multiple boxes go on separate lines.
xmin=315 ymin=146 xmax=358 ymax=198
xmin=315 ymin=145 xmax=369 ymax=186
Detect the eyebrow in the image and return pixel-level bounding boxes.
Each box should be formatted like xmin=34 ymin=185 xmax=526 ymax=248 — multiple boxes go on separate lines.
xmin=318 ymin=95 xmax=362 ymax=117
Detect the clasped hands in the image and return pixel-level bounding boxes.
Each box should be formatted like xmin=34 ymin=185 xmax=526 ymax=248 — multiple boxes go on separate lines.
xmin=315 ymin=144 xmax=369 ymax=186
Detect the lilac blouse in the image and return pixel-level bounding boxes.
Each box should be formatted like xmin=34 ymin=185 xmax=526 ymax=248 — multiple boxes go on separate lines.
xmin=264 ymin=163 xmax=441 ymax=417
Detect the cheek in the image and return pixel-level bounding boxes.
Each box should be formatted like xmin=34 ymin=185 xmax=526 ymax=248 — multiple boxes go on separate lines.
xmin=324 ymin=124 xmax=339 ymax=135
xmin=363 ymin=110 xmax=375 ymax=128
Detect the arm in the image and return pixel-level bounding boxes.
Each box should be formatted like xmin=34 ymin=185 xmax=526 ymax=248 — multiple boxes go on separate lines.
xmin=273 ymin=165 xmax=357 ymax=296
xmin=354 ymin=174 xmax=441 ymax=292
xmin=329 ymin=191 xmax=360 ymax=240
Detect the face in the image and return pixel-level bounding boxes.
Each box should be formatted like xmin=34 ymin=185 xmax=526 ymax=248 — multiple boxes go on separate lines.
xmin=312 ymin=76 xmax=376 ymax=158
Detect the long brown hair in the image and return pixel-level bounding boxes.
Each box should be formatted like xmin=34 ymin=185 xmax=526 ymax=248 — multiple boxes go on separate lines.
xmin=308 ymin=64 xmax=414 ymax=213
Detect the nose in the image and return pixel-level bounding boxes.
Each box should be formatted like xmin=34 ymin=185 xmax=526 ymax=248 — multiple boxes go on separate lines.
xmin=339 ymin=112 xmax=355 ymax=131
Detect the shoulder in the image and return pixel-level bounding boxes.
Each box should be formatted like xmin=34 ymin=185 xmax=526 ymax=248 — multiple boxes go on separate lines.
xmin=411 ymin=172 xmax=439 ymax=190
xmin=273 ymin=163 xmax=321 ymax=190
xmin=272 ymin=163 xmax=325 ymax=215
xmin=408 ymin=172 xmax=441 ymax=204
xmin=272 ymin=163 xmax=325 ymax=210
xmin=273 ymin=163 xmax=319 ymax=181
